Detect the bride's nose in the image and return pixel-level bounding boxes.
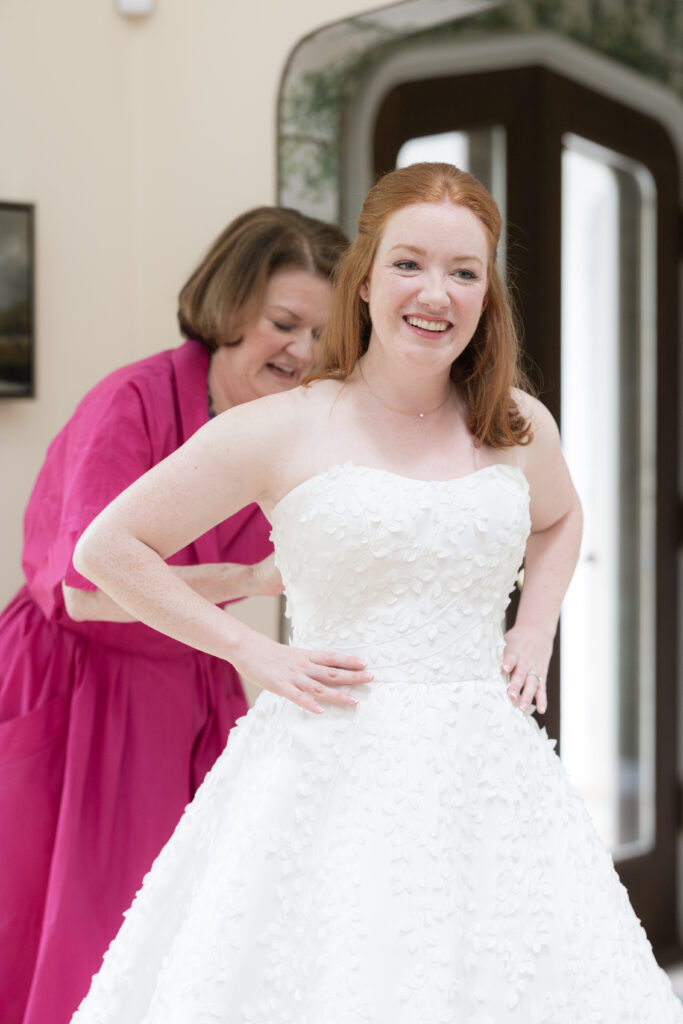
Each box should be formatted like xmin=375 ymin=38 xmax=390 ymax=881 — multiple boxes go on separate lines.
xmin=417 ymin=272 xmax=449 ymax=310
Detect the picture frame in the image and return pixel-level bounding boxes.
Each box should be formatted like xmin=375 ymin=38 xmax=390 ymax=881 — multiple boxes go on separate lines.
xmin=0 ymin=201 xmax=34 ymax=397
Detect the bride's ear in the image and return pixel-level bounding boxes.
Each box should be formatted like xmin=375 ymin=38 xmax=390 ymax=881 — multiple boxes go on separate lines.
xmin=359 ymin=280 xmax=369 ymax=303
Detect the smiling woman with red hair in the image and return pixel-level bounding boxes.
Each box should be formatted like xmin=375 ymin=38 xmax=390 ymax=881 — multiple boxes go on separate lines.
xmin=312 ymin=160 xmax=531 ymax=448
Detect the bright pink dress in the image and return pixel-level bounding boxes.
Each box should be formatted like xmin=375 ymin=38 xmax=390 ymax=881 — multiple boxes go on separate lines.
xmin=0 ymin=339 xmax=272 ymax=1024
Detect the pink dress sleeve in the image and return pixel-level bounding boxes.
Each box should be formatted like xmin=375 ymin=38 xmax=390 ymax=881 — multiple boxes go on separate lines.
xmin=22 ymin=379 xmax=154 ymax=622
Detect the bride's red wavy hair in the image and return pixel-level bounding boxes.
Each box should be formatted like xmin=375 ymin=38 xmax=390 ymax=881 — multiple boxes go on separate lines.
xmin=307 ymin=162 xmax=533 ymax=449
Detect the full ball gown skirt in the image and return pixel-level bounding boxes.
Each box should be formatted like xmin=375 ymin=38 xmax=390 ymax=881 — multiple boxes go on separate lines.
xmin=71 ymin=463 xmax=683 ymax=1024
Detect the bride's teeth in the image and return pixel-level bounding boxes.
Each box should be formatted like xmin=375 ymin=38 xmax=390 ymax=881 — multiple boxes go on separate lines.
xmin=406 ymin=317 xmax=450 ymax=331
xmin=270 ymin=364 xmax=295 ymax=375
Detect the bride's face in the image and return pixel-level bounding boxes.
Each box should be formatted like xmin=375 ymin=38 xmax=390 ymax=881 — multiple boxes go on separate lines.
xmin=360 ymin=200 xmax=489 ymax=374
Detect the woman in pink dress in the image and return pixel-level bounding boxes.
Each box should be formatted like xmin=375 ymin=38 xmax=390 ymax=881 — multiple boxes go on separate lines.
xmin=0 ymin=206 xmax=347 ymax=1024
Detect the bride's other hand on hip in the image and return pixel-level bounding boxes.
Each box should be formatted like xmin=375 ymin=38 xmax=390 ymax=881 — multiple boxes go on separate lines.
xmin=501 ymin=623 xmax=553 ymax=715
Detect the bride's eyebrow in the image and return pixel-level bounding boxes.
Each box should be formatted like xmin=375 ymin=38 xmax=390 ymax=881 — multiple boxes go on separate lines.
xmin=387 ymin=244 xmax=483 ymax=266
xmin=387 ymin=244 xmax=425 ymax=255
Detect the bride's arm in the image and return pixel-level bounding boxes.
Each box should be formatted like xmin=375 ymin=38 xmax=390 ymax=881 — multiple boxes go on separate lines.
xmin=74 ymin=394 xmax=369 ymax=710
xmin=502 ymin=395 xmax=583 ymax=713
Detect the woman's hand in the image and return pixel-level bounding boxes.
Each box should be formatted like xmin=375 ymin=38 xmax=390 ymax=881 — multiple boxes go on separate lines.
xmin=502 ymin=624 xmax=554 ymax=715
xmin=247 ymin=554 xmax=284 ymax=597
xmin=233 ymin=633 xmax=372 ymax=714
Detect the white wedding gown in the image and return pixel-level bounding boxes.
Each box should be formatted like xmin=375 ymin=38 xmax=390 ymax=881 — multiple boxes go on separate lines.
xmin=72 ymin=462 xmax=682 ymax=1023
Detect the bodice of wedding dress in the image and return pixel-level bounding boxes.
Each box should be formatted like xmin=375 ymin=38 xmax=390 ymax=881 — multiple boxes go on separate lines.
xmin=271 ymin=461 xmax=530 ymax=687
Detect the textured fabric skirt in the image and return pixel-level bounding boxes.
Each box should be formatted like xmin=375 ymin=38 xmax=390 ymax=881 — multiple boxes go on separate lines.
xmin=71 ymin=674 xmax=682 ymax=1024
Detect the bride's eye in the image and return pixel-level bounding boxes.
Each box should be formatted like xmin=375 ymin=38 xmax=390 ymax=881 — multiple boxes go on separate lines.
xmin=394 ymin=260 xmax=418 ymax=271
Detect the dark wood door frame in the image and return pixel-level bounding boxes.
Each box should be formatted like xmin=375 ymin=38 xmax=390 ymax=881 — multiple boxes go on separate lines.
xmin=374 ymin=65 xmax=680 ymax=954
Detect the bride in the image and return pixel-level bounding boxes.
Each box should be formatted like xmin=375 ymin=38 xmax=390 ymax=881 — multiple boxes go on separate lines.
xmin=71 ymin=162 xmax=681 ymax=1022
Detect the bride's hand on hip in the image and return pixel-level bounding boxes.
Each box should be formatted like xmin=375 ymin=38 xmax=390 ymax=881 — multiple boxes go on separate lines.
xmin=501 ymin=625 xmax=554 ymax=715
xmin=233 ymin=634 xmax=372 ymax=713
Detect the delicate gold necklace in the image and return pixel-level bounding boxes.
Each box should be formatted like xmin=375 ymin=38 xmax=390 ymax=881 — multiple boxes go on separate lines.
xmin=358 ymin=362 xmax=452 ymax=419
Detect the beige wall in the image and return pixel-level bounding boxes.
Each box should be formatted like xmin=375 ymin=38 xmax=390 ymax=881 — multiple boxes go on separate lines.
xmin=0 ymin=0 xmax=379 ymax=630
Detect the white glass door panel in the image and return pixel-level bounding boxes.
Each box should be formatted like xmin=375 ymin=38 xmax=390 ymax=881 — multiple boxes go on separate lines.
xmin=560 ymin=135 xmax=657 ymax=859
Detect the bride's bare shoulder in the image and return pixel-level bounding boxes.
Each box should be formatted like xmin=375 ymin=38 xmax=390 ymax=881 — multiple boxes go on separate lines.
xmin=269 ymin=377 xmax=351 ymax=425
xmin=300 ymin=376 xmax=349 ymax=404
xmin=216 ymin=380 xmax=351 ymax=514
xmin=210 ymin=379 xmax=349 ymax=460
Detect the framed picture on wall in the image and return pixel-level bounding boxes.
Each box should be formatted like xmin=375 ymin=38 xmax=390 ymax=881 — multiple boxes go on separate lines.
xmin=0 ymin=201 xmax=34 ymax=397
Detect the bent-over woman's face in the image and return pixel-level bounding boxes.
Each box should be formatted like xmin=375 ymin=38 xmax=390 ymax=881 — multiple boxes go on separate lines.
xmin=209 ymin=268 xmax=332 ymax=410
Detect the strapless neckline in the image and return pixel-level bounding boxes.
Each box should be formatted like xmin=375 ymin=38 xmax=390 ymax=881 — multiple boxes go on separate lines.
xmin=270 ymin=460 xmax=528 ymax=522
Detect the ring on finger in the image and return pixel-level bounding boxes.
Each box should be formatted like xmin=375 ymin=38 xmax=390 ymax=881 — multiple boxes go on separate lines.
xmin=526 ymin=671 xmax=543 ymax=685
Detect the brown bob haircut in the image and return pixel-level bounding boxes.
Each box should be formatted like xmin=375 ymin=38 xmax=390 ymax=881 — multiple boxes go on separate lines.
xmin=178 ymin=207 xmax=348 ymax=350
xmin=309 ymin=162 xmax=532 ymax=449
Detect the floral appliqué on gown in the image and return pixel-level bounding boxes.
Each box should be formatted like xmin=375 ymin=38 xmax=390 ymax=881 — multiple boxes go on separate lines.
xmin=72 ymin=463 xmax=683 ymax=1024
